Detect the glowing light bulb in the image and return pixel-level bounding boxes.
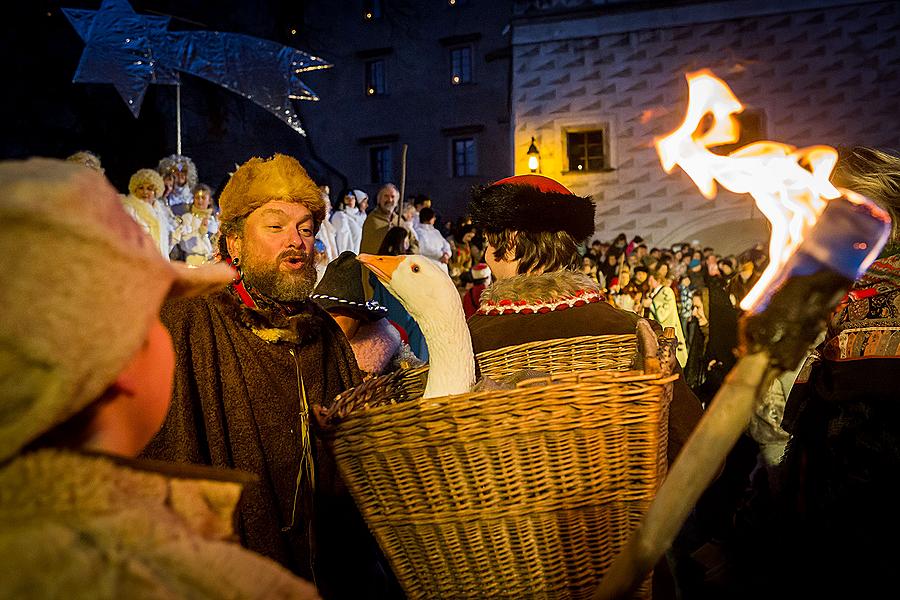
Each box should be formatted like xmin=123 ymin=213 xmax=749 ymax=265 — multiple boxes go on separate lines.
xmin=528 ymin=155 xmax=539 ymax=172
xmin=452 ymin=75 xmax=461 ymax=84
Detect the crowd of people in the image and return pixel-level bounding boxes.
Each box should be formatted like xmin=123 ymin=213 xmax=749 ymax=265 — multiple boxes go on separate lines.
xmin=2 ymin=144 xmax=899 ymax=598
xmin=67 ymin=150 xmax=219 ymax=266
xmin=578 ymin=233 xmax=768 ymax=402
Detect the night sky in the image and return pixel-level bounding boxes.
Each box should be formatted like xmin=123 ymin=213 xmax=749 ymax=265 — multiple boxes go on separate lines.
xmin=2 ymin=1 xmax=325 ymax=195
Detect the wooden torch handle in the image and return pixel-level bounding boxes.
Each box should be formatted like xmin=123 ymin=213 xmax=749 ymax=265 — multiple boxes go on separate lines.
xmin=593 ymin=351 xmax=775 ymax=599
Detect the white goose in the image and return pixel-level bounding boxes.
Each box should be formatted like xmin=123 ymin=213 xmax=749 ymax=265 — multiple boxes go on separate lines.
xmin=358 ymin=253 xmax=476 ymax=398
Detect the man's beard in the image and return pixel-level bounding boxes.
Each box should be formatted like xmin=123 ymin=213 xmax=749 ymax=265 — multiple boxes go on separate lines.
xmin=241 ymin=247 xmax=317 ymax=302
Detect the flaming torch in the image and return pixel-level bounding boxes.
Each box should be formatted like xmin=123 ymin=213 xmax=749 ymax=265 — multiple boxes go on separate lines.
xmin=594 ymin=70 xmax=891 ymax=599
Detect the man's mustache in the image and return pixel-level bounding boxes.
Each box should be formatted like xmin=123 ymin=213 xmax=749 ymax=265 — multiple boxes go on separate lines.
xmin=278 ymin=248 xmax=312 ymax=262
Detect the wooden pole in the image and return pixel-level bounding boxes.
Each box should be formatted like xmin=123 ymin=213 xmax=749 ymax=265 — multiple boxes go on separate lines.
xmin=397 ymin=143 xmax=409 ymax=227
xmin=176 ymin=84 xmax=182 ymax=155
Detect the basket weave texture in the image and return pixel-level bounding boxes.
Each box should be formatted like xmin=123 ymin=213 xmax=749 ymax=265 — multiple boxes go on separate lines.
xmin=475 ymin=334 xmax=638 ymax=381
xmin=331 ymin=334 xmax=674 ymax=599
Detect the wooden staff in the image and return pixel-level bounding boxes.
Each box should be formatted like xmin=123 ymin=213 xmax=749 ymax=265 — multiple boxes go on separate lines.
xmin=396 ymin=143 xmax=409 ymax=227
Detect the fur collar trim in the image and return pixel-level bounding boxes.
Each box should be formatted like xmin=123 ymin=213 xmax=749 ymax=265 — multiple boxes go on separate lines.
xmin=478 ymin=270 xmax=603 ymax=315
xmin=0 ymin=450 xmax=243 ymax=540
xmin=221 ymin=288 xmax=325 ymax=345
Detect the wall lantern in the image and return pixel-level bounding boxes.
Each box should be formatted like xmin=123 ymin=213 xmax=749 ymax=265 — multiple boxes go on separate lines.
xmin=527 ymin=137 xmax=540 ymax=173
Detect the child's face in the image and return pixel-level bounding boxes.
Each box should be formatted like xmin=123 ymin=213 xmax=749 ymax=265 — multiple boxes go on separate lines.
xmin=119 ymin=317 xmax=175 ymax=456
xmin=193 ymin=190 xmax=211 ymax=210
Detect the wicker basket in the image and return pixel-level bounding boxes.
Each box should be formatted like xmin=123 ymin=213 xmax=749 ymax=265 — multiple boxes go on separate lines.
xmin=475 ymin=334 xmax=638 ymax=381
xmin=330 ymin=364 xmax=674 ymax=599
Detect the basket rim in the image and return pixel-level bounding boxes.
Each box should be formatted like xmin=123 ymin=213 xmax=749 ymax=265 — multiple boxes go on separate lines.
xmin=333 ymin=368 xmax=678 ymax=432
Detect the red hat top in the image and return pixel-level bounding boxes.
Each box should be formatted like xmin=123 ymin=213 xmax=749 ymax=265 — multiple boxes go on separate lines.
xmin=468 ymin=174 xmax=595 ymax=240
xmin=490 ymin=174 xmax=575 ymax=196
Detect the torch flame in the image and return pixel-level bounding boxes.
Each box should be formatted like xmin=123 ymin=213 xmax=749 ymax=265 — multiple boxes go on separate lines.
xmin=656 ymin=70 xmax=841 ymax=311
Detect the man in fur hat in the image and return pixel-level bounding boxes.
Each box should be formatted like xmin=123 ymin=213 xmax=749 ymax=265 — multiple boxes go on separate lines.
xmin=466 ymin=174 xmax=703 ymax=464
xmin=143 ymin=154 xmax=390 ymax=598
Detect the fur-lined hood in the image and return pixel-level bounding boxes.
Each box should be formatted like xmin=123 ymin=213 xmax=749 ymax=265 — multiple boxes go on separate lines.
xmin=481 ymin=270 xmax=601 ymax=305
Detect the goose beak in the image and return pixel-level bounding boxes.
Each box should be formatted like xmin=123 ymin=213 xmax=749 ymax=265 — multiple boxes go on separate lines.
xmin=358 ymin=254 xmax=404 ymax=284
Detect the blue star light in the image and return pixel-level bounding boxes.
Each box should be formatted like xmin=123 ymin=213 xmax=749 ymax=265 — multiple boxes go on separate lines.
xmin=63 ymin=0 xmax=330 ymax=134
xmin=63 ymin=0 xmax=179 ymax=116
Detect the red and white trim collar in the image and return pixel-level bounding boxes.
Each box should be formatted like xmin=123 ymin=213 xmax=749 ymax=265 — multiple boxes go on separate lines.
xmin=476 ymin=289 xmax=604 ymax=316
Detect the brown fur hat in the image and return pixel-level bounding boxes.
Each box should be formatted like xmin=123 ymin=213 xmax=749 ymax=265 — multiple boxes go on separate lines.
xmin=218 ymin=154 xmax=325 ymax=228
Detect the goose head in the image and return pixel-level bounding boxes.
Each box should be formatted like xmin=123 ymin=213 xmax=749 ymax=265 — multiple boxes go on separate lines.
xmin=358 ymin=253 xmax=475 ymax=398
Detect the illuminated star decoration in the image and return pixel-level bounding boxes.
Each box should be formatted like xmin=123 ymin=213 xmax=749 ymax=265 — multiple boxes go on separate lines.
xmin=63 ymin=0 xmax=330 ymax=135
xmin=63 ymin=0 xmax=177 ymax=115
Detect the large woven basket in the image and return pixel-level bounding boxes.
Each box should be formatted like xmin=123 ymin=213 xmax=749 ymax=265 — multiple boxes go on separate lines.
xmin=329 ymin=361 xmax=674 ymax=598
xmin=475 ymin=334 xmax=638 ymax=381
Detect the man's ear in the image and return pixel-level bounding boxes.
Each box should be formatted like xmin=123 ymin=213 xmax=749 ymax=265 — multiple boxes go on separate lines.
xmin=226 ymin=234 xmax=242 ymax=262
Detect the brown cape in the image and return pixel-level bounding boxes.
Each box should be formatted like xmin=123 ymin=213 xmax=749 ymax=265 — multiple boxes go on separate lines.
xmin=142 ymin=289 xmax=363 ymax=591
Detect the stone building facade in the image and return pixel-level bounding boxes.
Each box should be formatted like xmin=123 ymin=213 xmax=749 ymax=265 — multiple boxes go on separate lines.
xmin=300 ymin=0 xmax=513 ymax=219
xmin=511 ymin=0 xmax=900 ymax=252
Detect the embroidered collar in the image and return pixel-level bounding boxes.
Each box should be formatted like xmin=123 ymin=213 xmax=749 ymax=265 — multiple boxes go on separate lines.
xmin=476 ymin=289 xmax=604 ymax=315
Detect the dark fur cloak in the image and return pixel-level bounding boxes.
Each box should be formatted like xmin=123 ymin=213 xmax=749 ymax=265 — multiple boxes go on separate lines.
xmin=142 ymin=289 xmax=366 ymax=595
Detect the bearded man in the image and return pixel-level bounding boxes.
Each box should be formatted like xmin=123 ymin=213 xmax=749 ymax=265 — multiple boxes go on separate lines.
xmin=143 ymin=155 xmax=388 ymax=598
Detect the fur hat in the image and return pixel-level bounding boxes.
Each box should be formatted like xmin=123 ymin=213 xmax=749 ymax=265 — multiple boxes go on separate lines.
xmin=0 ymin=158 xmax=235 ymax=461
xmin=218 ymin=154 xmax=325 ymax=228
xmin=311 ymin=251 xmax=388 ymax=322
xmin=468 ymin=174 xmax=595 ymax=241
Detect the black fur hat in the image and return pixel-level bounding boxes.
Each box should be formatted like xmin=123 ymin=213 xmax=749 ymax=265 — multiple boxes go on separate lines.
xmin=468 ymin=174 xmax=595 ymax=241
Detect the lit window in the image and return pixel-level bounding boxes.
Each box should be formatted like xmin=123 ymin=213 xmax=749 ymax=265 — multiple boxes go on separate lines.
xmin=370 ymin=146 xmax=392 ymax=184
xmin=363 ymin=0 xmax=381 ymax=20
xmin=565 ymin=129 xmax=607 ymax=172
xmin=365 ymin=60 xmax=386 ymax=96
xmin=452 ymin=138 xmax=477 ymax=177
xmin=450 ymin=46 xmax=472 ymax=85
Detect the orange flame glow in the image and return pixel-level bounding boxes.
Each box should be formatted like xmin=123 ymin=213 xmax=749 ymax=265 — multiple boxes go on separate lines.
xmin=656 ymin=70 xmax=841 ymax=311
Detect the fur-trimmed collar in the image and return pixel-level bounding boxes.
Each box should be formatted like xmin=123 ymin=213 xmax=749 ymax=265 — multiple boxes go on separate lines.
xmin=222 ymin=287 xmax=325 ymax=345
xmin=478 ymin=270 xmax=603 ymax=315
xmin=0 ymin=449 xmax=243 ymax=540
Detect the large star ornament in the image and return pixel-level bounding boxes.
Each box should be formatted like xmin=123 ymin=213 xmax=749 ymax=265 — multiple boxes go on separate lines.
xmin=63 ymin=0 xmax=179 ymax=116
xmin=63 ymin=0 xmax=331 ymax=134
